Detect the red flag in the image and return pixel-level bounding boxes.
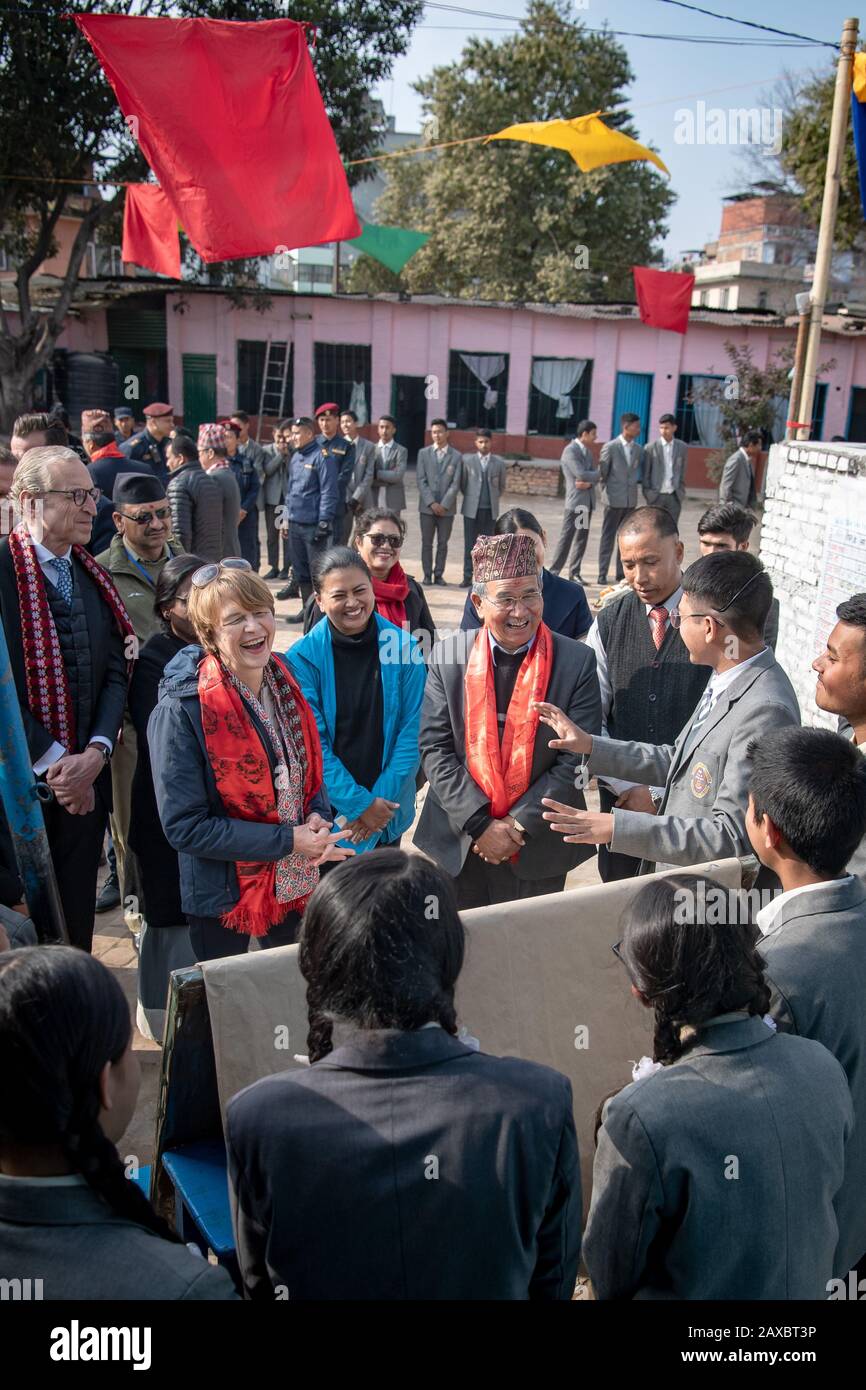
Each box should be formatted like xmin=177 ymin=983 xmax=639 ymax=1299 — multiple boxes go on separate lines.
xmin=122 ymin=184 xmax=180 ymax=279
xmin=75 ymin=15 xmax=360 ymax=262
xmin=632 ymin=266 xmax=695 ymax=335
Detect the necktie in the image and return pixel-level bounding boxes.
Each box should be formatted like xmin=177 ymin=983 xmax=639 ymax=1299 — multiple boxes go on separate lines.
xmin=649 ymin=605 xmax=668 ymax=651
xmin=692 ymin=683 xmax=715 ymax=726
xmin=51 ymin=556 xmax=73 ymax=607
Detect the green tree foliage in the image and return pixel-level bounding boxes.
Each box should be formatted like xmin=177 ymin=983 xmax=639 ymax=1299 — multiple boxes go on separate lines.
xmin=778 ymin=64 xmax=864 ymax=252
xmin=347 ymin=0 xmax=674 ymax=302
xmin=0 ymin=0 xmax=421 ymax=431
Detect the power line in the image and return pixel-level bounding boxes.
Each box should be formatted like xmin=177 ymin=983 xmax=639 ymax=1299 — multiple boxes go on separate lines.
xmin=651 ymin=0 xmax=838 ymax=48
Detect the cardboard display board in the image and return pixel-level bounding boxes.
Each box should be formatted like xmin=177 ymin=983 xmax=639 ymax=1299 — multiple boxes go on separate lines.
xmin=200 ymin=859 xmax=742 ymax=1201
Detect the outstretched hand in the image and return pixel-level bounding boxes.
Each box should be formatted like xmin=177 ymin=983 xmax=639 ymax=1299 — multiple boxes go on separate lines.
xmin=532 ymin=702 xmax=593 ymax=755
xmin=541 ymin=798 xmax=613 ymax=845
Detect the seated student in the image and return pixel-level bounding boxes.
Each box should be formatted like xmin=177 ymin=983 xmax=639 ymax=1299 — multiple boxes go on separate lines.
xmin=583 ymin=874 xmax=852 ymax=1301
xmin=0 ymin=946 xmax=236 ymax=1300
xmin=460 ymin=507 xmax=592 ymax=641
xmin=287 ymin=548 xmax=425 ymax=850
xmin=226 ymin=849 xmax=581 ymax=1301
xmin=746 ymin=725 xmax=866 ymax=1280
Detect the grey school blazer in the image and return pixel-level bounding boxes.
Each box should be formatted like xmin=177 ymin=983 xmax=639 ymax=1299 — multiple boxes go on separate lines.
xmin=583 ymin=1014 xmax=852 ymax=1300
xmin=719 ymin=448 xmax=757 ymax=508
xmin=415 ymin=627 xmax=602 ymax=880
xmin=838 ymin=717 xmax=866 ymax=884
xmin=349 ymin=436 xmax=377 ymax=512
xmin=760 ymin=874 xmax=866 ymax=1277
xmin=373 ymin=442 xmax=408 ymax=511
xmin=460 ymin=452 xmax=507 ymax=518
xmin=598 ymin=437 xmax=641 ymax=509
xmin=560 ymin=440 xmax=599 ymax=513
xmin=641 ymin=438 xmax=687 ymax=503
xmin=586 ymin=647 xmax=800 ymax=871
xmin=0 ymin=1177 xmax=238 ymax=1301
xmin=417 ymin=444 xmax=462 ymax=516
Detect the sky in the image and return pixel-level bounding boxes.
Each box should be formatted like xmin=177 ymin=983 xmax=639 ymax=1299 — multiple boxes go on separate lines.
xmin=372 ymin=0 xmax=855 ymax=260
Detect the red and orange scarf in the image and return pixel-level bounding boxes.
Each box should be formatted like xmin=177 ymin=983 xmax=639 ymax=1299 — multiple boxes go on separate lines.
xmin=8 ymin=524 xmax=136 ymax=751
xmin=464 ymin=623 xmax=553 ymax=819
xmin=198 ymin=652 xmax=324 ymax=936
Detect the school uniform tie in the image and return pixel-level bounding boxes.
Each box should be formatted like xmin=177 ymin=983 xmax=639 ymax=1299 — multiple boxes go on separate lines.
xmin=51 ymin=556 xmax=73 ymax=607
xmin=692 ymin=683 xmax=715 ymax=726
xmin=649 ymin=605 xmax=668 ymax=651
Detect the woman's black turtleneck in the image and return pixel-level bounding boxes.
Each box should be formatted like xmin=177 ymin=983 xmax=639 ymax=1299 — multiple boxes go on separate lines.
xmin=328 ymin=616 xmax=384 ymax=792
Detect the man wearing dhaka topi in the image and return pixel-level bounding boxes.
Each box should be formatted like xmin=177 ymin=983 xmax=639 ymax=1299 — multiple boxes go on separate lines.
xmin=414 ymin=532 xmax=602 ymax=909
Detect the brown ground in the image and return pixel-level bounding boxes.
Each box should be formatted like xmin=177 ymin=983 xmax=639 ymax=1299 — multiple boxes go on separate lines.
xmin=96 ymin=480 xmax=717 ymax=1165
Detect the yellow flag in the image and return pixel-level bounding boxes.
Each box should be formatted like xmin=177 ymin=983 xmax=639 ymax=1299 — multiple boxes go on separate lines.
xmin=486 ymin=110 xmax=669 ymax=176
xmin=854 ymin=52 xmax=866 ymax=103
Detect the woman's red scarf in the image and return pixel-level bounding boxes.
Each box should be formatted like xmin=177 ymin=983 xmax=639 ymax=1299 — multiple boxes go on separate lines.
xmin=372 ymin=562 xmax=410 ymax=627
xmin=464 ymin=623 xmax=554 ymax=819
xmin=198 ymin=652 xmax=324 ymax=936
xmin=8 ymin=524 xmax=136 ymax=750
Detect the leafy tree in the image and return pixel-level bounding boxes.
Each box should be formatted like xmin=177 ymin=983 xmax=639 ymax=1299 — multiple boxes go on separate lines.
xmin=347 ymin=0 xmax=674 ymax=302
xmin=0 ymin=0 xmax=421 ymax=433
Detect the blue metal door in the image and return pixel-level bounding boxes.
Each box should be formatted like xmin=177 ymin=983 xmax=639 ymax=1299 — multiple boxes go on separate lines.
xmin=611 ymin=372 xmax=653 ymax=442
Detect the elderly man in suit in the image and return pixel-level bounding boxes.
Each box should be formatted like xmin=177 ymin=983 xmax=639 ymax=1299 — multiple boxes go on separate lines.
xmin=747 ymin=725 xmax=866 ymax=1281
xmin=812 ymin=592 xmax=866 ymax=883
xmin=719 ymin=429 xmax=761 ymax=507
xmin=539 ymin=551 xmax=799 ymax=880
xmin=340 ymin=409 xmax=377 ymax=516
xmin=1 ymin=447 xmax=133 ymax=950
xmin=549 ymin=419 xmax=598 ymax=586
xmin=641 ymin=413 xmax=687 ymax=521
xmin=460 ymin=429 xmax=507 ymax=586
xmin=416 ymin=418 xmax=462 ymax=586
xmin=415 ymin=532 xmax=602 ymax=909
xmin=597 ymin=412 xmax=642 ymax=584
xmin=371 ymin=414 xmax=407 ymax=515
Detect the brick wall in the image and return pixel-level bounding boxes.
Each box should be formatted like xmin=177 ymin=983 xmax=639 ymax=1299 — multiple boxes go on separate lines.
xmin=760 ymin=441 xmax=866 ymax=726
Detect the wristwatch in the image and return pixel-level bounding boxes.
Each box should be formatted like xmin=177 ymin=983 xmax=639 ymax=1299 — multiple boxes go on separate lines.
xmin=649 ymin=789 xmax=664 ymax=809
xmin=89 ymin=742 xmax=112 ymax=767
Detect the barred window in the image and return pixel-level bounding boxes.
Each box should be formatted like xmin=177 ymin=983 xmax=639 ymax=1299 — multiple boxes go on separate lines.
xmin=527 ymin=358 xmax=593 ymax=437
xmin=447 ymin=351 xmax=509 ymax=431
xmin=314 ymin=342 xmax=371 ymax=421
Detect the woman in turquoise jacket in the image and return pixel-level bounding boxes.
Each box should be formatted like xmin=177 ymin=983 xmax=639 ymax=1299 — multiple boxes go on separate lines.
xmin=286 ymin=547 xmax=426 ymax=851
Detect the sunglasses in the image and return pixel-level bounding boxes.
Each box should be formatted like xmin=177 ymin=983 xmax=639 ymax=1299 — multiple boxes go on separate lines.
xmin=365 ymin=532 xmax=402 ymax=549
xmin=121 ymin=506 xmax=171 ymax=526
xmin=190 ymin=557 xmax=253 ymax=589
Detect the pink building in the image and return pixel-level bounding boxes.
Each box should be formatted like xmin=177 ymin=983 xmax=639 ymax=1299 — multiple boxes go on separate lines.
xmin=53 ymin=285 xmax=866 ymax=485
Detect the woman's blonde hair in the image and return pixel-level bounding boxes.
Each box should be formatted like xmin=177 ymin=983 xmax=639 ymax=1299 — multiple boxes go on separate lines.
xmin=187 ymin=568 xmax=275 ymax=652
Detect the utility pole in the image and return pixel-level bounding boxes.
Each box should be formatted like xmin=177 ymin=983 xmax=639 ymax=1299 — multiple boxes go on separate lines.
xmin=786 ymin=291 xmax=812 ymax=441
xmin=796 ymin=17 xmax=859 ymax=440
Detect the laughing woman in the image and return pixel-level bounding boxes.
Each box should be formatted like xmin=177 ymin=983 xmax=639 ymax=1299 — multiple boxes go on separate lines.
xmin=148 ymin=559 xmax=352 ymax=962
xmin=287 ymin=547 xmax=426 ymax=850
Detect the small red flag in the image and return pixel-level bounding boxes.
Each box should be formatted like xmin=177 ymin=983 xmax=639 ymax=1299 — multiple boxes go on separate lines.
xmin=122 ymin=184 xmax=180 ymax=279
xmin=632 ymin=266 xmax=695 ymax=335
xmin=75 ymin=15 xmax=360 ymax=263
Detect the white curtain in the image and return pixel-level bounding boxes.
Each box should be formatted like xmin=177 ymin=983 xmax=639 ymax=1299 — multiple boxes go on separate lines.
xmin=348 ymin=379 xmax=368 ymax=426
xmin=691 ymin=376 xmax=726 ymax=448
xmin=460 ymin=353 xmax=505 ymax=411
xmin=531 ymin=358 xmax=587 ymax=419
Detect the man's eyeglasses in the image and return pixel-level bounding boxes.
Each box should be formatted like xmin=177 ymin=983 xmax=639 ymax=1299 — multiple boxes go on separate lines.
xmin=669 ymin=570 xmax=766 ymax=630
xmin=365 ymin=532 xmax=402 ymax=550
xmin=42 ymin=487 xmax=101 ymax=507
xmin=190 ymin=557 xmax=253 ymax=589
xmin=486 ymin=590 xmax=543 ymax=612
xmin=120 ymin=506 xmax=171 ymax=526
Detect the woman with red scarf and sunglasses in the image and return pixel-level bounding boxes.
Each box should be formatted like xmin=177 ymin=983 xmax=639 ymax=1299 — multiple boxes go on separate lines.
xmin=302 ymin=508 xmax=435 ymax=649
xmin=148 ymin=559 xmax=352 ymax=962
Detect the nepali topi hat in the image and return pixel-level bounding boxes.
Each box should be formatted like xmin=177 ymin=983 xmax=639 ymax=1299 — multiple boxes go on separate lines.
xmin=198 ymin=422 xmax=226 ymax=451
xmin=471 ymin=531 xmax=538 ymax=584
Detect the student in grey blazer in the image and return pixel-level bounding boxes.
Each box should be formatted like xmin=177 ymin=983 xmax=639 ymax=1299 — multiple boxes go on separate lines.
xmin=583 ymin=873 xmax=852 ymax=1301
xmin=747 ymin=726 xmax=866 ymax=1279
xmin=371 ymin=414 xmax=407 ymax=513
xmin=598 ymin=413 xmax=642 ymax=583
xmin=641 ymin=414 xmax=687 ymax=521
xmin=719 ymin=430 xmax=761 ymax=508
xmin=0 ymin=945 xmax=237 ymax=1301
xmin=416 ymin=418 xmax=462 ymax=584
xmin=549 ymin=419 xmax=598 ymax=584
xmin=460 ymin=428 xmax=508 ymax=584
xmin=260 ymin=419 xmax=291 ymax=578
xmin=340 ymin=409 xmax=377 ymax=514
xmin=227 ymin=851 xmax=582 ymax=1301
xmin=538 ymin=552 xmax=799 ymax=877
xmin=812 ymin=593 xmax=866 ymax=884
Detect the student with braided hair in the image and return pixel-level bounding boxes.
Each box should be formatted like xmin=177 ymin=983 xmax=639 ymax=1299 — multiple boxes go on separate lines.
xmin=0 ymin=946 xmax=236 ymax=1300
xmin=226 ymin=849 xmax=582 ymax=1300
xmin=583 ymin=874 xmax=853 ymax=1301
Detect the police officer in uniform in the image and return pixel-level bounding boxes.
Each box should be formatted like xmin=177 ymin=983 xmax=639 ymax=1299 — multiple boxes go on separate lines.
xmin=119 ymin=402 xmax=174 ymax=484
xmin=281 ymin=417 xmax=339 ymax=623
xmin=314 ymin=403 xmax=356 ymax=546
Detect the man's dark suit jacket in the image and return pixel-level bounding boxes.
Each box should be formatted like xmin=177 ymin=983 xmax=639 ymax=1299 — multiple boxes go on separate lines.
xmin=226 ymin=1027 xmax=581 ymax=1301
xmin=0 ymin=539 xmax=128 ymax=765
xmin=415 ymin=627 xmax=602 ymax=880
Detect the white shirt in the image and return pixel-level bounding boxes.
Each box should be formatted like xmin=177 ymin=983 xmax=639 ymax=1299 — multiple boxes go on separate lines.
xmin=700 ymin=648 xmax=768 ymax=719
xmin=28 ymin=534 xmax=113 ymax=775
xmin=660 ymin=437 xmax=674 ymax=493
xmin=586 ymin=586 xmax=683 ymax=796
xmin=756 ymin=877 xmax=854 ymax=937
xmin=478 ymin=452 xmax=489 ymax=473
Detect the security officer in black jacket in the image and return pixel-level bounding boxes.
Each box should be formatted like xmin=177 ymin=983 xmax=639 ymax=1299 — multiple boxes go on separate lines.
xmin=119 ymin=401 xmax=174 ymax=484
xmin=315 ymin=403 xmax=356 ymax=545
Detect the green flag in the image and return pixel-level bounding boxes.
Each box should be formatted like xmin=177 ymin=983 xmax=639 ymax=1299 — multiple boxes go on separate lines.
xmin=347 ymin=221 xmax=429 ymax=274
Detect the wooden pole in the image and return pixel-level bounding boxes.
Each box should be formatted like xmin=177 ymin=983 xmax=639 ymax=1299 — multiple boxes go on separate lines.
xmin=796 ymin=17 xmax=859 ymax=440
xmin=786 ymin=294 xmax=811 ymax=441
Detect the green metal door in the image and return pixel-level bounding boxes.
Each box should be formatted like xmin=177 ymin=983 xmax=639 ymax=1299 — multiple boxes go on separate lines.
xmin=182 ymin=354 xmax=217 ymax=436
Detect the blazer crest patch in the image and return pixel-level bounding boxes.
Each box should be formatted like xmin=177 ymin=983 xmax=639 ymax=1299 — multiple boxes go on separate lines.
xmin=690 ymin=761 xmax=713 ymax=799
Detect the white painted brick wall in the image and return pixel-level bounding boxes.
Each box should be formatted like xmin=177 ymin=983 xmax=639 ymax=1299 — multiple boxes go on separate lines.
xmin=760 ymin=441 xmax=866 ymax=727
